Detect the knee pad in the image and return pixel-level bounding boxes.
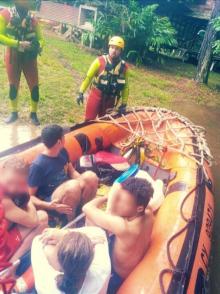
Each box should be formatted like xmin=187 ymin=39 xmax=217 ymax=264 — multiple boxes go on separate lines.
xmin=9 ymin=85 xmax=18 ymax=100
xmin=31 ymin=86 xmax=39 ymax=102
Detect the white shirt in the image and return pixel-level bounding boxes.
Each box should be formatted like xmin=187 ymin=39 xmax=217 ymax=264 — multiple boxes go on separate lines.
xmin=31 ymin=227 xmax=111 ymax=294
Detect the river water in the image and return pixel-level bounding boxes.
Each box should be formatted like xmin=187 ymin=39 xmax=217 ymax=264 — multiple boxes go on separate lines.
xmin=0 ymin=103 xmax=220 ymax=292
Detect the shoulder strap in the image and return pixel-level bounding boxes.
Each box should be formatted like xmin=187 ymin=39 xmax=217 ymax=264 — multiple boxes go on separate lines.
xmin=98 ymin=55 xmax=108 ymax=74
xmin=0 ymin=9 xmax=12 ymax=24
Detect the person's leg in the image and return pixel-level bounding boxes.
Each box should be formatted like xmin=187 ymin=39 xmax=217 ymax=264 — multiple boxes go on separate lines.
xmin=10 ymin=210 xmax=48 ymax=263
xmin=78 ymin=171 xmax=99 ymax=205
xmin=85 ymin=88 xmax=102 ymax=121
xmin=99 ymin=95 xmax=115 ymax=117
xmin=22 ymin=58 xmax=40 ymax=125
xmin=5 ymin=49 xmax=22 ymax=123
xmin=51 ymin=180 xmax=82 ymax=221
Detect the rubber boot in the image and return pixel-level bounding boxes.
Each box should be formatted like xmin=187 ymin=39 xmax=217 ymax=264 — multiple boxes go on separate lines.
xmin=30 ymin=112 xmax=40 ymax=126
xmin=5 ymin=112 xmax=18 ymax=124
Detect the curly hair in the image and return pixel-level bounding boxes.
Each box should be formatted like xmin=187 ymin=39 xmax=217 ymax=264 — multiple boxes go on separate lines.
xmin=121 ymin=177 xmax=153 ymax=208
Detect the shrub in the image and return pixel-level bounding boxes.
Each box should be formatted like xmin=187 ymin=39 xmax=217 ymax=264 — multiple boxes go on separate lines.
xmin=88 ymin=0 xmax=177 ymax=64
xmin=212 ymin=17 xmax=220 ymax=55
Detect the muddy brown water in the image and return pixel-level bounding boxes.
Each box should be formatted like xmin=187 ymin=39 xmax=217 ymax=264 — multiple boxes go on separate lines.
xmin=0 ymin=122 xmax=41 ymax=154
xmin=0 ymin=103 xmax=220 ymax=292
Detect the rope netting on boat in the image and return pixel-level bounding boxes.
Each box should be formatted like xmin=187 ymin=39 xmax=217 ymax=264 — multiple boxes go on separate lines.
xmin=96 ymin=107 xmax=213 ymax=167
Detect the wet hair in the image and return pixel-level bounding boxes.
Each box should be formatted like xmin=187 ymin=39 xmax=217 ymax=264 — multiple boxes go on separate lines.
xmin=121 ymin=177 xmax=153 ymax=209
xmin=56 ymin=232 xmax=94 ymax=294
xmin=41 ymin=125 xmax=64 ymax=149
xmin=2 ymin=157 xmax=29 ymax=176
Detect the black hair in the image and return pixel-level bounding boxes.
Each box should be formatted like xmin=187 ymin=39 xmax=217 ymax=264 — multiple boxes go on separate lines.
xmin=121 ymin=177 xmax=153 ymax=209
xmin=56 ymin=232 xmax=94 ymax=294
xmin=41 ymin=125 xmax=64 ymax=148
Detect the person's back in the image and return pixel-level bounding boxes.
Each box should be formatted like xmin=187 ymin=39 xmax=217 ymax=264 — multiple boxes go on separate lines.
xmin=112 ymin=208 xmax=153 ymax=279
xmin=31 ymin=227 xmax=111 ymax=294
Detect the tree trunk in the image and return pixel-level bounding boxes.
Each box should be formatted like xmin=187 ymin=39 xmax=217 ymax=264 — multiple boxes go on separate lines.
xmin=195 ymin=0 xmax=220 ymax=84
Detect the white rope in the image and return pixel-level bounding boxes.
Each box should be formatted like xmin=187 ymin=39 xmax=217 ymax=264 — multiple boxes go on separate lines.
xmin=96 ymin=107 xmax=213 ymax=167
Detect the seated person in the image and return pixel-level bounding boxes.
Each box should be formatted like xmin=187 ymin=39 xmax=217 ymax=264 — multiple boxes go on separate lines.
xmin=28 ymin=125 xmax=98 ymax=221
xmin=83 ymin=177 xmax=154 ymax=294
xmin=31 ymin=226 xmax=111 ymax=294
xmin=0 ymin=157 xmax=48 ymax=264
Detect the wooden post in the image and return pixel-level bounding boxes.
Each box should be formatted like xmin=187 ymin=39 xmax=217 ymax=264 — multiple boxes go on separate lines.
xmin=195 ymin=0 xmax=220 ymax=84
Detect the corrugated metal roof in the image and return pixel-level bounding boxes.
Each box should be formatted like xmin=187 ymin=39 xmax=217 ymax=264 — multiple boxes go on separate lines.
xmin=36 ymin=1 xmax=80 ymax=25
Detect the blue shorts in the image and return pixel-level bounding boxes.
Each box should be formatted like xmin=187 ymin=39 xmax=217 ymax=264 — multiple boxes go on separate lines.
xmin=107 ymin=234 xmax=124 ymax=294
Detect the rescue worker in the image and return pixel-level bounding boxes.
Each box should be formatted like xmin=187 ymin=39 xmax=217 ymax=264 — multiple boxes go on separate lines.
xmin=77 ymin=36 xmax=129 ymax=121
xmin=0 ymin=0 xmax=44 ymax=125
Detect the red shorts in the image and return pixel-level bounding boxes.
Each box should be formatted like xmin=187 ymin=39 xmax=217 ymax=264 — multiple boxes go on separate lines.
xmin=0 ymin=226 xmax=22 ymax=263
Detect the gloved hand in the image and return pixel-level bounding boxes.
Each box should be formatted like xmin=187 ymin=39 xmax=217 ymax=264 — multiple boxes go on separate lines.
xmin=76 ymin=92 xmax=84 ymax=105
xmin=118 ymin=104 xmax=127 ymax=115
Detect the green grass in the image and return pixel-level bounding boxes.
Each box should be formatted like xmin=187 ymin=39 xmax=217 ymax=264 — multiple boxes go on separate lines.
xmin=0 ymin=31 xmax=219 ymax=125
xmin=0 ymin=0 xmax=10 ymax=6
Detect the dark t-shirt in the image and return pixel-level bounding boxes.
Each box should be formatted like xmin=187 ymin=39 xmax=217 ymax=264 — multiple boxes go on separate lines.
xmin=28 ymin=148 xmax=70 ymax=200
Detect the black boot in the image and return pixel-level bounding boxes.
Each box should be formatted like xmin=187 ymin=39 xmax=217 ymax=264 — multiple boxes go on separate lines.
xmin=30 ymin=112 xmax=40 ymax=126
xmin=5 ymin=112 xmax=18 ymax=124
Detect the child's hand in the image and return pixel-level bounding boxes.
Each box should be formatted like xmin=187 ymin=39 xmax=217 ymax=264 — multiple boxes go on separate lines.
xmin=40 ymin=228 xmax=67 ymax=246
xmin=90 ymin=235 xmax=105 ymax=246
xmin=49 ymin=200 xmax=73 ymax=215
xmin=82 ymin=231 xmax=105 ymax=245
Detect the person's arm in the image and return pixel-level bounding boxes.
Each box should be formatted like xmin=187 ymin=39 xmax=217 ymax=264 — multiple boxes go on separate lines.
xmin=29 ymin=187 xmax=51 ymax=210
xmin=2 ymin=197 xmax=39 ymax=228
xmin=106 ymin=183 xmax=121 ymax=215
xmin=0 ymin=14 xmax=19 ymax=48
xmin=35 ymin=22 xmax=44 ymax=50
xmin=79 ymin=58 xmax=100 ymax=94
xmin=83 ymin=197 xmax=126 ymax=236
xmin=67 ymin=162 xmax=80 ymax=179
xmin=121 ymin=68 xmax=129 ymax=105
xmin=29 ymin=188 xmax=72 ymax=215
xmin=28 ymin=164 xmax=51 ymax=210
xmin=40 ymin=227 xmax=105 ymax=247
xmin=31 ymin=237 xmax=62 ymax=294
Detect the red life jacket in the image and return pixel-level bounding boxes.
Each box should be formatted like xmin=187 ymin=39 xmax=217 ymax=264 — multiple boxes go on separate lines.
xmin=0 ymin=8 xmax=38 ymax=41
xmin=0 ymin=186 xmax=10 ymax=266
xmin=0 ymin=8 xmax=40 ymax=60
xmin=0 ymin=187 xmax=16 ymax=294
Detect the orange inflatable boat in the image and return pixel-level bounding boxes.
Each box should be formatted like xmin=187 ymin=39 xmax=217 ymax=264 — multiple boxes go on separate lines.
xmin=0 ymin=107 xmax=214 ymax=294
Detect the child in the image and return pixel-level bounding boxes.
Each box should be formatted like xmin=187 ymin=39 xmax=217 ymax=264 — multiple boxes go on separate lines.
xmin=32 ymin=227 xmax=111 ymax=294
xmin=83 ymin=177 xmax=154 ymax=293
